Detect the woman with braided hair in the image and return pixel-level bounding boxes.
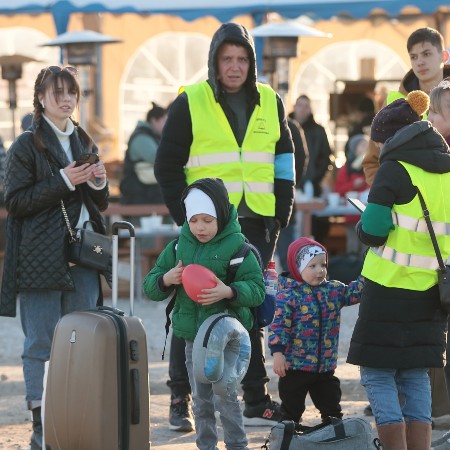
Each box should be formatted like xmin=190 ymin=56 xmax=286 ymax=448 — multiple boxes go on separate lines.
xmin=0 ymin=65 xmax=109 ymax=449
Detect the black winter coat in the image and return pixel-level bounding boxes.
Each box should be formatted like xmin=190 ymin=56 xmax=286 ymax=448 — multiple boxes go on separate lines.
xmin=0 ymin=121 xmax=109 ymax=317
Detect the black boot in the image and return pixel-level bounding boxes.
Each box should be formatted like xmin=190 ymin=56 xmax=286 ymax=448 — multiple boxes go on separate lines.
xmin=30 ymin=407 xmax=43 ymax=450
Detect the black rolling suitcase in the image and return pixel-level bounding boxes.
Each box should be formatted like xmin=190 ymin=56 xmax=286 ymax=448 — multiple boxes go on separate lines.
xmin=44 ymin=221 xmax=150 ymax=450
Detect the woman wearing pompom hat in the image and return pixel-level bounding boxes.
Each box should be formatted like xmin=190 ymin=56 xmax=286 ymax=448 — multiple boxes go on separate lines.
xmin=347 ymin=90 xmax=450 ymax=449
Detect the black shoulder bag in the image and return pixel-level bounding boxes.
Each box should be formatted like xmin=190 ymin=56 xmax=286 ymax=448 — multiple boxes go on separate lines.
xmin=46 ymin=157 xmax=111 ymax=272
xmin=417 ymin=189 xmax=450 ymax=312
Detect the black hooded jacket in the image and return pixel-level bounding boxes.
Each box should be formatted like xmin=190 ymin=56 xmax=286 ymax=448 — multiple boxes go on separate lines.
xmin=347 ymin=121 xmax=450 ymax=369
xmin=154 ymin=22 xmax=294 ymax=228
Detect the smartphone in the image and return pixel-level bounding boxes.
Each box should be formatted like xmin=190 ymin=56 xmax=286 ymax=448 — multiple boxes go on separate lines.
xmin=75 ymin=154 xmax=99 ymax=167
xmin=347 ymin=197 xmax=366 ymax=213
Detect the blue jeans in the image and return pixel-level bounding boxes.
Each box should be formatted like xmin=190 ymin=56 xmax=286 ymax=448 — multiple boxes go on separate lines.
xmin=185 ymin=341 xmax=249 ymax=450
xmin=360 ymin=366 xmax=431 ymax=426
xmin=20 ymin=265 xmax=99 ymax=409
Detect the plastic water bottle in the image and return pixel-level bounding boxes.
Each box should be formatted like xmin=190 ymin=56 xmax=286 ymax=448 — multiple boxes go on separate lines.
xmin=303 ymin=180 xmax=314 ymax=199
xmin=258 ymin=261 xmax=278 ymax=327
xmin=264 ymin=261 xmax=278 ymax=296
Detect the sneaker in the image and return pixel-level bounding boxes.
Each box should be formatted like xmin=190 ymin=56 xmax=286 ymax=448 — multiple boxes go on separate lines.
xmin=169 ymin=398 xmax=195 ymax=432
xmin=243 ymin=399 xmax=282 ymax=426
xmin=363 ymin=404 xmax=373 ymax=416
xmin=431 ymin=430 xmax=450 ymax=449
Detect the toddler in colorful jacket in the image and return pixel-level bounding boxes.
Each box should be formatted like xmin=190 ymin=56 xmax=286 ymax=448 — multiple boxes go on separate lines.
xmin=268 ymin=237 xmax=364 ymax=423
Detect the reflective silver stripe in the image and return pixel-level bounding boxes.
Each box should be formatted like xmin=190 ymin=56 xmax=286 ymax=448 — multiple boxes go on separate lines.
xmin=245 ymin=181 xmax=273 ymax=194
xmin=186 ymin=152 xmax=240 ymax=168
xmin=372 ymin=245 xmax=439 ymax=270
xmin=242 ymin=152 xmax=275 ymax=164
xmin=224 ymin=181 xmax=244 ymax=193
xmin=230 ymin=256 xmax=245 ymax=266
xmin=392 ymin=211 xmax=450 ymax=235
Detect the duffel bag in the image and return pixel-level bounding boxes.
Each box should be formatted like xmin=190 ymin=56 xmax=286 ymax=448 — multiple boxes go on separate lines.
xmin=262 ymin=417 xmax=381 ymax=450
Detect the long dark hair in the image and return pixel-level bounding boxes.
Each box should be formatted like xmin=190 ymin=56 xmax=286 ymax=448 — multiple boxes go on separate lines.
xmin=32 ymin=66 xmax=93 ymax=152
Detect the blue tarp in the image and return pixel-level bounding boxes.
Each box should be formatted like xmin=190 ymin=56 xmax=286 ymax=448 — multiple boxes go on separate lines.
xmin=0 ymin=1 xmax=446 ymax=34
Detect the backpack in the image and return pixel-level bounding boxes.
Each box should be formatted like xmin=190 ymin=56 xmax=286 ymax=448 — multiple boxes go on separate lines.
xmin=228 ymin=240 xmax=276 ymax=329
xmin=162 ymin=238 xmax=271 ymax=359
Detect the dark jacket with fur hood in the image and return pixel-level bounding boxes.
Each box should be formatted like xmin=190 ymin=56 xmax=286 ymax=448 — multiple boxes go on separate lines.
xmin=154 ymin=22 xmax=295 ymax=228
xmin=0 ymin=120 xmax=109 ymax=317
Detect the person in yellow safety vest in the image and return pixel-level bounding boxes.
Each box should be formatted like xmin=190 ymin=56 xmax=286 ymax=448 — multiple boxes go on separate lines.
xmin=347 ymin=90 xmax=450 ymax=450
xmin=154 ymin=22 xmax=295 ymax=433
xmin=363 ymin=27 xmax=450 ymax=186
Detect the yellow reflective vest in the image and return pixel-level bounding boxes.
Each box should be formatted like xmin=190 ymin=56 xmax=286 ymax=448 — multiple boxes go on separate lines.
xmin=362 ymin=162 xmax=450 ymax=290
xmin=182 ymin=81 xmax=280 ymax=216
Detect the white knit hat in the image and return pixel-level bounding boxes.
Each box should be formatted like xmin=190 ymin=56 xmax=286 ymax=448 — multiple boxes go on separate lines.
xmin=184 ymin=188 xmax=217 ymax=222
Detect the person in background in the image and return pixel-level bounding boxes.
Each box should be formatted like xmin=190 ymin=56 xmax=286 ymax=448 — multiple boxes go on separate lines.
xmin=345 ymin=96 xmax=375 ymax=154
xmin=0 ymin=137 xmax=6 ymax=252
xmin=334 ymin=134 xmax=369 ymax=254
xmin=347 ymin=90 xmax=450 ymax=450
xmin=290 ymin=95 xmax=332 ymax=242
xmin=21 ymin=112 xmax=34 ymax=132
xmin=363 ymin=27 xmax=450 ymax=185
xmin=143 ymin=177 xmax=265 ymax=450
xmin=0 ymin=65 xmax=109 ymax=450
xmin=276 ymin=117 xmax=308 ymax=271
xmin=0 ymin=136 xmax=6 ymax=206
xmin=290 ymin=94 xmax=331 ymax=199
xmin=120 ymin=102 xmax=168 ymax=204
xmin=154 ymin=22 xmax=295 ymax=430
xmin=269 ymin=237 xmax=364 ymax=424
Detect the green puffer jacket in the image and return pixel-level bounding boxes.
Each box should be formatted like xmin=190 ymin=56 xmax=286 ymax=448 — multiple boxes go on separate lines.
xmin=143 ymin=207 xmax=265 ymax=341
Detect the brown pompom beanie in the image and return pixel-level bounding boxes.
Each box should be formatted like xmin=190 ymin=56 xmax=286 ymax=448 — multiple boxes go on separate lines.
xmin=370 ymin=90 xmax=430 ymax=143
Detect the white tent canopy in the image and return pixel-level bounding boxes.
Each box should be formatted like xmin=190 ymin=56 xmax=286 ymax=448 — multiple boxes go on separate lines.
xmin=0 ymin=1 xmax=446 ymax=34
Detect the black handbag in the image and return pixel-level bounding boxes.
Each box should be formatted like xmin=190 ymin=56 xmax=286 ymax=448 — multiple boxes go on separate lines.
xmin=417 ymin=189 xmax=450 ymax=312
xmin=67 ymin=220 xmax=111 ymax=271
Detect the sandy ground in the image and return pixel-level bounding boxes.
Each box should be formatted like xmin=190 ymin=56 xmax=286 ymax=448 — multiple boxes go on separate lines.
xmin=1 ymin=295 xmax=449 ymax=449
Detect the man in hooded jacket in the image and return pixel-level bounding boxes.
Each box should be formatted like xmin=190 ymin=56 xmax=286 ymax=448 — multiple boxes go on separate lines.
xmin=154 ymin=22 xmax=295 ymax=429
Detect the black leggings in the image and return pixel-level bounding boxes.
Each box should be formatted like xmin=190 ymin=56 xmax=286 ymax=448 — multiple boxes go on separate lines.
xmin=278 ymin=370 xmax=343 ymax=422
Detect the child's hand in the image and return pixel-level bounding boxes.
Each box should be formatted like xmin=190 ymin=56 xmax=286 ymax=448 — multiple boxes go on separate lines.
xmin=163 ymin=261 xmax=183 ymax=287
xmin=273 ymin=352 xmax=287 ymax=377
xmin=196 ymin=277 xmax=233 ymax=306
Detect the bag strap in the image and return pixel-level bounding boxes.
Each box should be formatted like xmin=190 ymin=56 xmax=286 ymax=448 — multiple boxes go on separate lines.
xmin=280 ymin=421 xmax=295 ymax=450
xmin=416 ymin=188 xmax=446 ymax=272
xmin=45 ymin=157 xmax=76 ymax=243
xmin=162 ymin=239 xmax=179 ymax=360
xmin=227 ymin=241 xmax=252 ymax=284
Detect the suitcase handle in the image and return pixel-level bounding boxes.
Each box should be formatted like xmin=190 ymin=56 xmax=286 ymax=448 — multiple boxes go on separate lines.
xmin=98 ymin=305 xmax=125 ymax=316
xmin=112 ymin=221 xmax=136 ymax=238
xmin=130 ymin=368 xmax=141 ymax=424
xmin=112 ymin=221 xmax=135 ymax=315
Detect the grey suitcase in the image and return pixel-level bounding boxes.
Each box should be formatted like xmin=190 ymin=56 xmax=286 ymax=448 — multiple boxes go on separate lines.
xmin=44 ymin=221 xmax=150 ymax=450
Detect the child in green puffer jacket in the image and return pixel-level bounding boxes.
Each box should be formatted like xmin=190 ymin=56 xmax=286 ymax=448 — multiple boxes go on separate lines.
xmin=143 ymin=177 xmax=265 ymax=450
